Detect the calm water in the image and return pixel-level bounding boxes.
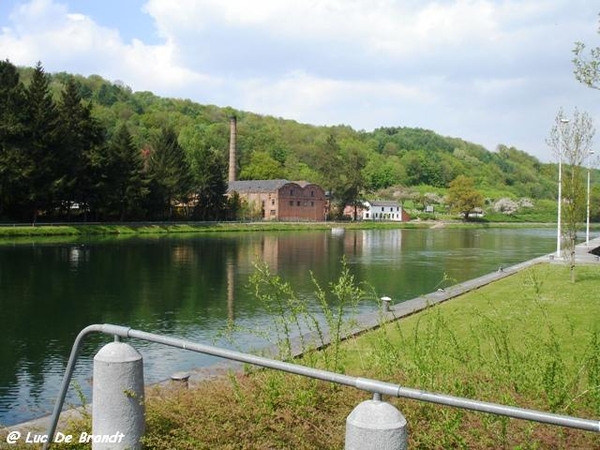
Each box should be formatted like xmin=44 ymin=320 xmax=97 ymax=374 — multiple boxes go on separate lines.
xmin=0 ymin=227 xmax=559 ymax=426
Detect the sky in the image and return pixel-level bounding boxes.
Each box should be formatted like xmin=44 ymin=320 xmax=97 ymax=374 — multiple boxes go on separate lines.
xmin=0 ymin=0 xmax=598 ymax=162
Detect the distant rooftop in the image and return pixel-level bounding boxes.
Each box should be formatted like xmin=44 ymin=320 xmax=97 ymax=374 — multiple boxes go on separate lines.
xmin=227 ymin=179 xmax=317 ymax=193
xmin=365 ymin=200 xmax=400 ymax=207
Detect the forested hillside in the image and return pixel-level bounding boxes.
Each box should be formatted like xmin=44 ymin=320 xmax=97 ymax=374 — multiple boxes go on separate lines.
xmin=0 ymin=60 xmax=590 ymax=222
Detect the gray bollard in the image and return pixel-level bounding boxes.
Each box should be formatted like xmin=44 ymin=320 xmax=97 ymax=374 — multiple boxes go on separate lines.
xmin=92 ymin=341 xmax=145 ymax=450
xmin=170 ymin=371 xmax=191 ymax=389
xmin=381 ymin=296 xmax=392 ymax=313
xmin=345 ymin=398 xmax=408 ymax=450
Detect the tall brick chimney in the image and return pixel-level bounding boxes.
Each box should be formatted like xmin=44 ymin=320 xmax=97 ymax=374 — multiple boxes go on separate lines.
xmin=228 ymin=115 xmax=237 ymax=183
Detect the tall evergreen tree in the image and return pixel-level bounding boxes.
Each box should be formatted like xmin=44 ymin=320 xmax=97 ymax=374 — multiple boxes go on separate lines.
xmin=105 ymin=125 xmax=148 ymax=220
xmin=188 ymin=146 xmax=227 ymax=220
xmin=0 ymin=60 xmax=27 ymax=218
xmin=23 ymin=61 xmax=60 ymax=222
xmin=57 ymin=76 xmax=105 ymax=218
xmin=145 ymin=126 xmax=192 ymax=220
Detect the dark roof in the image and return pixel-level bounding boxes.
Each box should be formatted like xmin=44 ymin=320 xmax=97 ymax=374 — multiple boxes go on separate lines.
xmin=365 ymin=200 xmax=400 ymax=207
xmin=227 ymin=179 xmax=290 ymax=193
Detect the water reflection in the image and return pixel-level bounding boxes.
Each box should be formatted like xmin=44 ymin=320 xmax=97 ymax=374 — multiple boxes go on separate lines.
xmin=0 ymin=228 xmax=559 ymax=425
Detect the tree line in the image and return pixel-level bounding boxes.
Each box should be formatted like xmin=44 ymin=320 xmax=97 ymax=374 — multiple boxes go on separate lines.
xmin=0 ymin=61 xmax=227 ymax=222
xmin=1 ymin=59 xmax=596 ymax=223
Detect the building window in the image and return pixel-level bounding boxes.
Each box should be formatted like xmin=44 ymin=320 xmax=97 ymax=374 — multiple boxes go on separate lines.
xmin=289 ymin=201 xmax=294 ymax=206
xmin=297 ymin=201 xmax=301 ymax=206
xmin=290 ymin=189 xmax=294 ymax=196
xmin=271 ymin=199 xmax=275 ymax=206
xmin=270 ymin=210 xmax=276 ymax=216
xmin=311 ymin=201 xmax=314 ymax=207
xmin=311 ymin=190 xmax=314 ymax=197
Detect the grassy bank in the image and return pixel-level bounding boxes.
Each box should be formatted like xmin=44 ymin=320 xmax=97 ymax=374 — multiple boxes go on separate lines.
xmin=11 ymin=263 xmax=597 ymax=449
xmin=0 ymin=220 xmax=557 ymax=241
xmin=0 ymin=221 xmax=430 ymax=238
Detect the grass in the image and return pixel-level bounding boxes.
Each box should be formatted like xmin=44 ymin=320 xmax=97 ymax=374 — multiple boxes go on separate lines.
xmin=3 ymin=264 xmax=600 ymax=449
xmin=0 ymin=219 xmax=569 ymax=242
xmin=0 ymin=221 xmax=434 ymax=240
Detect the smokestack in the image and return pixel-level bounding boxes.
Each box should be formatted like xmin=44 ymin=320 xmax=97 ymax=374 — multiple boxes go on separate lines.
xmin=228 ymin=115 xmax=237 ymax=183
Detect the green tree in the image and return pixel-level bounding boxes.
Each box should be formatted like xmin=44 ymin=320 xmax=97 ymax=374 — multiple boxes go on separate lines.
xmin=239 ymin=151 xmax=285 ymax=180
xmin=446 ymin=175 xmax=484 ymax=220
xmin=22 ymin=62 xmax=61 ymax=222
xmin=103 ymin=125 xmax=148 ymax=220
xmin=334 ymin=140 xmax=368 ymax=219
xmin=190 ymin=147 xmax=227 ymax=220
xmin=0 ymin=60 xmax=27 ymax=218
xmin=547 ymin=108 xmax=596 ymax=281
xmin=573 ymin=15 xmax=600 ymax=90
xmin=364 ymin=154 xmax=406 ymax=191
xmin=401 ymin=150 xmax=444 ymax=187
xmin=145 ymin=126 xmax=192 ymax=220
xmin=313 ymin=134 xmax=341 ymax=195
xmin=57 ymin=76 xmax=105 ymax=218
xmin=179 ymin=124 xmax=229 ymax=220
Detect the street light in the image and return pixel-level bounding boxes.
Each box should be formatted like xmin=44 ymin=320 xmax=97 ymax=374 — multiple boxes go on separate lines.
xmin=586 ymin=150 xmax=595 ymax=246
xmin=556 ymin=118 xmax=569 ymax=259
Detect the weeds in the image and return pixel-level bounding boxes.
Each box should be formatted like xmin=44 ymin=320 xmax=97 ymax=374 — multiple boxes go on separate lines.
xmin=229 ymin=257 xmax=367 ymax=373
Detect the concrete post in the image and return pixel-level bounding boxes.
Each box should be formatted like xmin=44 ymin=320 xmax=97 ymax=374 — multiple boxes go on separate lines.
xmin=92 ymin=341 xmax=145 ymax=450
xmin=345 ymin=398 xmax=408 ymax=450
xmin=170 ymin=371 xmax=190 ymax=389
xmin=381 ymin=296 xmax=392 ymax=313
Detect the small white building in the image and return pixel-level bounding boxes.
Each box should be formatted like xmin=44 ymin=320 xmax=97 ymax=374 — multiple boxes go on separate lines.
xmin=362 ymin=200 xmax=409 ymax=222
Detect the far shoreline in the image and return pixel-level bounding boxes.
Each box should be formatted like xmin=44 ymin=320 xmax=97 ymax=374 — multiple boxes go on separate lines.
xmin=0 ymin=220 xmax=560 ymax=242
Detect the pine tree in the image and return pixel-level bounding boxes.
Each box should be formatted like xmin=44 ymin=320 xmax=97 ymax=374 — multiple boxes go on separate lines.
xmin=106 ymin=125 xmax=148 ymax=220
xmin=23 ymin=61 xmax=60 ymax=222
xmin=57 ymin=76 xmax=105 ymax=218
xmin=146 ymin=126 xmax=192 ymax=219
xmin=189 ymin=146 xmax=227 ymax=220
xmin=0 ymin=60 xmax=27 ymax=218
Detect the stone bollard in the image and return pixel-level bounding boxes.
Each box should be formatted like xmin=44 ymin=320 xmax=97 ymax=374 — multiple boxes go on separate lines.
xmin=170 ymin=371 xmax=191 ymax=389
xmin=381 ymin=296 xmax=392 ymax=313
xmin=345 ymin=397 xmax=408 ymax=450
xmin=92 ymin=341 xmax=145 ymax=450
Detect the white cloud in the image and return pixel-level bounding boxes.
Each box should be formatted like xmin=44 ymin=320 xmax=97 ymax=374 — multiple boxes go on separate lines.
xmin=235 ymin=70 xmax=435 ymax=128
xmin=0 ymin=0 xmax=216 ymax=92
xmin=0 ymin=0 xmax=598 ymax=161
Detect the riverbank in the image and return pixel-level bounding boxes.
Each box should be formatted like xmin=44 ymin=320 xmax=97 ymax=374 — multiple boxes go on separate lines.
xmin=0 ymin=219 xmax=557 ymax=240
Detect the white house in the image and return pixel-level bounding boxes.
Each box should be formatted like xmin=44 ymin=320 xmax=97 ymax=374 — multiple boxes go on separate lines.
xmin=362 ymin=200 xmax=409 ymax=222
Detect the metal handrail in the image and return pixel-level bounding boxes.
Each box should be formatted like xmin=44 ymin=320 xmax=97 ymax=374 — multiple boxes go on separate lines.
xmin=43 ymin=323 xmax=600 ymax=449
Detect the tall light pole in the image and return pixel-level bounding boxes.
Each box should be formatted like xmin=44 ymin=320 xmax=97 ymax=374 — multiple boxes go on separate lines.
xmin=556 ymin=118 xmax=569 ymax=258
xmin=586 ymin=150 xmax=595 ymax=246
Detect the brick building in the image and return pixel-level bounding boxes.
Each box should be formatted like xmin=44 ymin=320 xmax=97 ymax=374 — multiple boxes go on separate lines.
xmin=227 ymin=179 xmax=327 ymax=221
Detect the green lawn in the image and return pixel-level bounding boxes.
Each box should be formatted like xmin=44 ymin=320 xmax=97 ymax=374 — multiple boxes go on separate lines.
xmin=340 ymin=263 xmax=600 ymax=448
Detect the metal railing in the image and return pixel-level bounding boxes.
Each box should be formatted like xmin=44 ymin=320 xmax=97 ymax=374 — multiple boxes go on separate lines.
xmin=44 ymin=323 xmax=600 ymax=449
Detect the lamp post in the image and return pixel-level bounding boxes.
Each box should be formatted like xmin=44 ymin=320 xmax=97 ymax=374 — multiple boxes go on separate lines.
xmin=556 ymin=118 xmax=569 ymax=258
xmin=586 ymin=150 xmax=595 ymax=246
